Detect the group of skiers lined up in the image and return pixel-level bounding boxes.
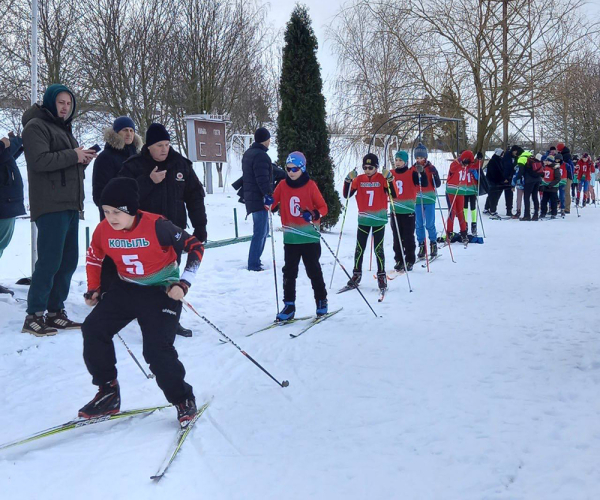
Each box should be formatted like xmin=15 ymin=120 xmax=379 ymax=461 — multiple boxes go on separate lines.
xmin=337 ymin=144 xmax=484 ymax=296
xmin=484 ymin=143 xmax=598 ymax=220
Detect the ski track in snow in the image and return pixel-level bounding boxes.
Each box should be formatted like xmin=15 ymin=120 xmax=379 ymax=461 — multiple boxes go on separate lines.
xmin=1 ymin=160 xmax=600 ymax=499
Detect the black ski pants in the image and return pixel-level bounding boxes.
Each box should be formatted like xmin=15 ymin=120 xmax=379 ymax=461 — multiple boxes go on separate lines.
xmin=282 ymin=242 xmax=327 ymax=303
xmin=487 ymin=183 xmax=513 ymax=214
xmin=391 ymin=213 xmax=416 ymax=266
xmin=353 ymin=224 xmax=385 ymax=274
xmin=82 ymin=281 xmax=193 ymax=405
xmin=540 ymin=191 xmax=558 ymax=216
xmin=523 ymin=181 xmax=540 ymax=216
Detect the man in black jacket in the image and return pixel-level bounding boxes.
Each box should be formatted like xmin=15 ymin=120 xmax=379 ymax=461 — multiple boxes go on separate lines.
xmin=241 ymin=127 xmax=272 ymax=271
xmin=485 ymin=148 xmax=505 ymax=216
xmin=119 ymin=123 xmax=207 ymax=337
xmin=501 ymin=145 xmax=524 ymax=216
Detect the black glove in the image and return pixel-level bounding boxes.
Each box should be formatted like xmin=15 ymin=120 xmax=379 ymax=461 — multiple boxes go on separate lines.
xmin=194 ymin=227 xmax=207 ymax=243
xmin=476 ymin=151 xmax=483 ymax=160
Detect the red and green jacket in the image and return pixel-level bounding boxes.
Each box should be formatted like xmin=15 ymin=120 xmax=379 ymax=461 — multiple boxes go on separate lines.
xmin=272 ymin=178 xmax=328 ymax=244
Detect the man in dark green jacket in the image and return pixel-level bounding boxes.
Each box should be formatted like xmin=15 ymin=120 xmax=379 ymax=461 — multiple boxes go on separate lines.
xmin=21 ymin=84 xmax=97 ymax=336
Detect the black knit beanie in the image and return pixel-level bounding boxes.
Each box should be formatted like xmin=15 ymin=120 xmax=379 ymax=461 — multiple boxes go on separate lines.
xmin=254 ymin=127 xmax=271 ymax=143
xmin=146 ymin=123 xmax=171 ymax=147
xmin=362 ymin=153 xmax=379 ymax=167
xmin=100 ymin=178 xmax=140 ymax=215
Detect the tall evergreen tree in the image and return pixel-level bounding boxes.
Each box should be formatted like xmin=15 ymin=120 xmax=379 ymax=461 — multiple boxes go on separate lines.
xmin=277 ymin=4 xmax=341 ymax=228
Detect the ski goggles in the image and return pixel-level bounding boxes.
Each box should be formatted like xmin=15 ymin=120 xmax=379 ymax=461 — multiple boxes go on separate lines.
xmin=363 ymin=165 xmax=376 ymax=171
xmin=286 ymin=166 xmax=302 ymax=173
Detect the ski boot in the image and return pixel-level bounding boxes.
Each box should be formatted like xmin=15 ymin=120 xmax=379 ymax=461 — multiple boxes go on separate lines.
xmin=483 ymin=208 xmax=490 ymax=215
xmin=560 ymin=210 xmax=565 ymax=218
xmin=45 ymin=310 xmax=82 ymax=330
xmin=460 ymin=230 xmax=469 ymax=245
xmin=511 ymin=210 xmax=520 ymax=219
xmin=376 ymin=272 xmax=387 ymax=291
xmin=406 ymin=262 xmax=414 ymax=272
xmin=176 ymin=324 xmax=193 ymax=338
xmin=316 ymin=299 xmax=328 ymax=317
xmin=78 ymin=379 xmax=121 ymax=419
xmin=471 ymin=222 xmax=477 ymax=235
xmin=176 ymin=398 xmax=197 ymax=427
xmin=346 ymin=270 xmax=362 ymax=289
xmin=276 ymin=302 xmax=296 ymax=322
xmin=550 ymin=215 xmax=557 ymax=219
xmin=430 ymin=242 xmax=438 ymax=257
xmin=22 ymin=313 xmax=58 ymax=337
xmin=532 ymin=212 xmax=539 ymax=221
xmin=394 ymin=261 xmax=405 ymax=272
xmin=417 ymin=243 xmax=426 ymax=260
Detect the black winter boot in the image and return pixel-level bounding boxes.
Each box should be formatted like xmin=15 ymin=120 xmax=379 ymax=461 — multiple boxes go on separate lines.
xmin=78 ymin=380 xmax=121 ymax=419
xmin=417 ymin=243 xmax=426 ymax=260
xmin=22 ymin=313 xmax=58 ymax=337
xmin=45 ymin=310 xmax=82 ymax=330
xmin=430 ymin=242 xmax=438 ymax=257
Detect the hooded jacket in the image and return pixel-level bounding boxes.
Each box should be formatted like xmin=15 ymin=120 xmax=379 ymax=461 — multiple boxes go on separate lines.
xmin=21 ymin=84 xmax=83 ymax=221
xmin=92 ymin=128 xmax=143 ymax=216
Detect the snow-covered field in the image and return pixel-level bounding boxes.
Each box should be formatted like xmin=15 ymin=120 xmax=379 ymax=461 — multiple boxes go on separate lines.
xmin=1 ymin=156 xmax=599 ymax=500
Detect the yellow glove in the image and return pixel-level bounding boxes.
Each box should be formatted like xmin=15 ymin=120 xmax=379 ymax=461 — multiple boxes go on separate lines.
xmin=381 ymin=168 xmax=393 ymax=181
xmin=345 ymin=170 xmax=358 ymax=183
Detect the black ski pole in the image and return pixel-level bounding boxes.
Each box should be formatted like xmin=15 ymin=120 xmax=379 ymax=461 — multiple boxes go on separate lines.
xmin=117 ymin=333 xmax=155 ymax=380
xmin=181 ymin=299 xmax=290 ymax=388
xmin=312 ymin=223 xmax=379 ymax=317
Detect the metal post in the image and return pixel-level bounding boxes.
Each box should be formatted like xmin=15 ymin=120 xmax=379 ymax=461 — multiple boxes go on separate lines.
xmin=233 ymin=208 xmax=239 ymax=238
xmin=501 ymin=0 xmax=509 ymax=149
xmin=30 ymin=0 xmax=39 ymax=274
xmin=204 ymin=162 xmax=213 ymax=194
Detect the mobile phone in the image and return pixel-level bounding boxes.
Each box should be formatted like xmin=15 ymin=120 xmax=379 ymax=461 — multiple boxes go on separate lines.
xmin=89 ymin=144 xmax=101 ymax=153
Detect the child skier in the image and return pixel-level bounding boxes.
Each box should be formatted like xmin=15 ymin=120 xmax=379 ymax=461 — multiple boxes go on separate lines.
xmin=81 ymin=178 xmax=204 ymax=425
xmin=342 ymin=153 xmax=393 ymax=292
xmin=463 ymin=152 xmax=483 ymax=232
xmin=577 ymin=153 xmax=593 ymax=206
xmin=540 ymin=155 xmax=562 ymax=218
xmin=446 ymin=150 xmax=476 ymax=244
xmin=269 ymin=151 xmax=328 ymax=321
xmin=413 ymin=143 xmax=441 ymax=260
xmin=390 ymin=150 xmax=428 ymax=272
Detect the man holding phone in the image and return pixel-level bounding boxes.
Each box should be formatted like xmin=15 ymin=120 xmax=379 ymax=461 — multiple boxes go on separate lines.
xmin=21 ymin=83 xmax=97 ymax=336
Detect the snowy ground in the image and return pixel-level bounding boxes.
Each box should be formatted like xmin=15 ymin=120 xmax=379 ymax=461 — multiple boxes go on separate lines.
xmin=1 ymin=159 xmax=600 ymax=499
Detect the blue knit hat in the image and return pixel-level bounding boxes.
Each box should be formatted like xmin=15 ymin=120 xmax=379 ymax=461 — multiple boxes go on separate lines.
xmin=113 ymin=116 xmax=135 ymax=133
xmin=395 ymin=150 xmax=409 ymax=163
xmin=414 ymin=143 xmax=428 ymax=159
xmin=286 ymin=151 xmax=307 ymax=172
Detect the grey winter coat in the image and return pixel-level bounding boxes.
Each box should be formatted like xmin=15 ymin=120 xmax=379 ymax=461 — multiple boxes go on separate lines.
xmin=21 ymin=104 xmax=84 ymax=221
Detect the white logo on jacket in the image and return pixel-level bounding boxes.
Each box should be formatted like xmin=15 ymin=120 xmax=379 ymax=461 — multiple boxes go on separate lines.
xmin=162 ymin=308 xmax=177 ymax=316
xmin=176 ymin=172 xmax=184 ymax=181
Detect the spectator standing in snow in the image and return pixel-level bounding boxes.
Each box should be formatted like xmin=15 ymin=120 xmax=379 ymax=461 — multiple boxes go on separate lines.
xmin=241 ymin=127 xmax=273 ymax=272
xmin=21 ymin=84 xmax=97 ymax=337
xmin=92 ymin=116 xmax=142 ymax=220
xmin=92 ymin=116 xmax=143 ymax=294
xmin=502 ymin=145 xmax=524 ymax=217
xmin=119 ymin=123 xmax=207 ymax=338
xmin=485 ymin=148 xmax=505 ymax=217
xmin=0 ymin=132 xmax=26 ymax=296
